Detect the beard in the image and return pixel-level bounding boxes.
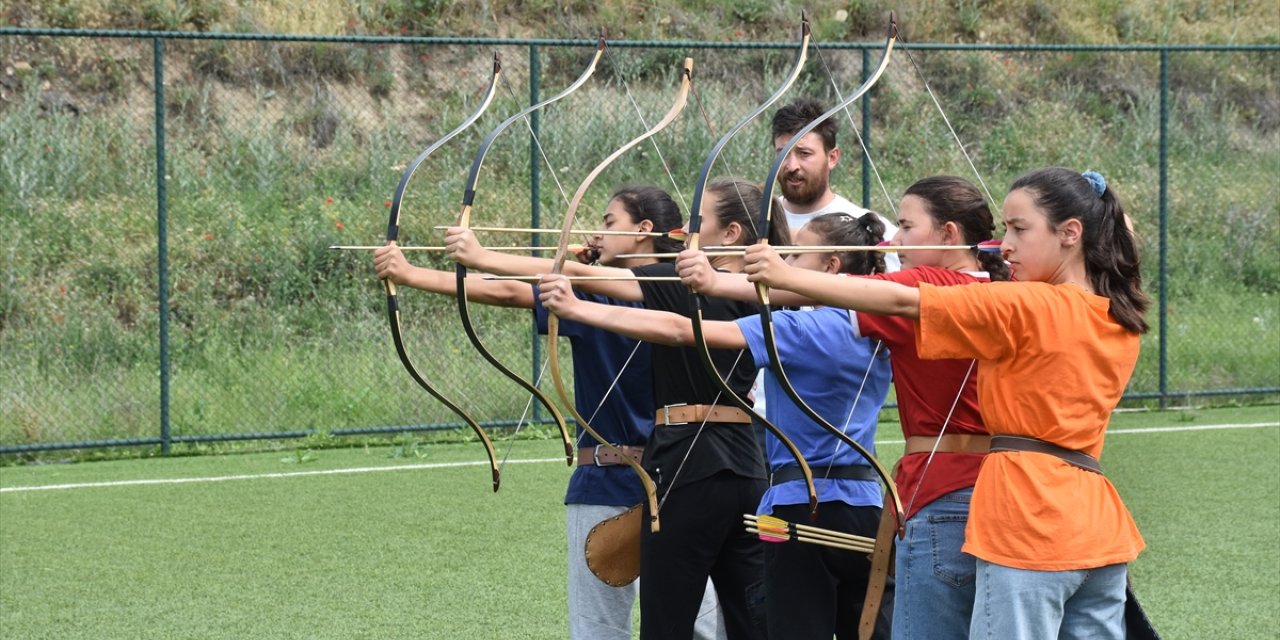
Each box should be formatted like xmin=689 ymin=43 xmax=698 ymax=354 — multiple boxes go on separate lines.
xmin=778 ymin=167 xmax=830 ymax=207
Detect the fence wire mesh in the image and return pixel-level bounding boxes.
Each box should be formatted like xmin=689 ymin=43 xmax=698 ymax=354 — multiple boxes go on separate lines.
xmin=1 ymin=32 xmax=1277 ymax=451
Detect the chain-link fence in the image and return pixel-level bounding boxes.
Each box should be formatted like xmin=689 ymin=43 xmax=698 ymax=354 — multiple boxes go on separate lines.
xmin=2 ymin=29 xmax=1278 ymax=453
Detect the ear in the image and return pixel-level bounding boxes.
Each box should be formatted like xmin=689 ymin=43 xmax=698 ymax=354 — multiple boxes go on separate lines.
xmin=827 ymin=145 xmax=841 ymax=170
xmin=940 ymin=220 xmax=962 ymax=244
xmin=1057 ymin=218 xmax=1084 ymax=248
xmin=634 ymin=217 xmax=654 ymax=246
xmin=824 ymin=253 xmax=843 ymax=274
xmin=723 ymin=221 xmax=744 ymax=246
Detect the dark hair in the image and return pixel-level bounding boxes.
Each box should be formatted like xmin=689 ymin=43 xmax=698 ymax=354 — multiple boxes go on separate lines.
xmin=806 ymin=212 xmax=886 ymax=275
xmin=705 ymin=178 xmax=790 ymax=247
xmin=903 ymin=175 xmax=1010 ymax=282
xmin=771 ymin=98 xmax=837 ymax=152
xmin=610 ymin=185 xmax=684 ymax=258
xmin=1008 ymin=167 xmax=1149 ymax=333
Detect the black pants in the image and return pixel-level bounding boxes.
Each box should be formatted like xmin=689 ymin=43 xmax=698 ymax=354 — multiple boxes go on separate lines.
xmin=640 ymin=472 xmax=768 ymax=640
xmin=764 ymin=502 xmax=893 ymax=640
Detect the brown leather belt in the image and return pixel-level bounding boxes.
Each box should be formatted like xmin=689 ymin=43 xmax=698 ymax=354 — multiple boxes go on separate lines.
xmin=655 ymin=404 xmax=752 ymax=426
xmin=577 ymin=445 xmax=645 ymax=467
xmin=989 ymin=435 xmax=1103 ymax=475
xmin=903 ymin=434 xmax=991 ymax=455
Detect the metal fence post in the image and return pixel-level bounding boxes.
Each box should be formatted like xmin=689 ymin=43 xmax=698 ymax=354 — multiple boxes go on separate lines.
xmin=529 ymin=43 xmax=543 ymax=424
xmin=860 ymin=47 xmax=871 ymax=209
xmin=1158 ymin=48 xmax=1170 ymax=409
xmin=153 ymin=37 xmax=171 ymax=453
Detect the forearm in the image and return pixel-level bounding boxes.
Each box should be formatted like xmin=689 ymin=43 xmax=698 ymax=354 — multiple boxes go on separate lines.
xmin=706 ymin=271 xmax=817 ymax=307
xmin=556 ymin=302 xmax=745 ymax=349
xmin=774 ymin=269 xmax=920 ymax=318
xmin=466 ymin=251 xmax=643 ymax=301
xmin=398 ymin=266 xmax=533 ymax=308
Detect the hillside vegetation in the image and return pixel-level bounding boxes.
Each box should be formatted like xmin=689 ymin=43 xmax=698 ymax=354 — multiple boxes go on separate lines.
xmin=5 ymin=0 xmax=1278 ymax=44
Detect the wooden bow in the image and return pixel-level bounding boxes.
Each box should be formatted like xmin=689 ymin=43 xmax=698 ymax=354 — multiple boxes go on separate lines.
xmin=547 ymin=58 xmax=695 ymax=534
xmin=680 ymin=15 xmax=818 ymax=512
xmin=383 ymin=55 xmax=503 ymax=491
xmin=454 ymin=39 xmax=609 ymax=467
xmin=755 ymin=14 xmax=904 ymax=528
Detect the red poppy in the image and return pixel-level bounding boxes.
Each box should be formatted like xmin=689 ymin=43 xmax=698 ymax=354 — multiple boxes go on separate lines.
xmin=335 ymin=221 xmax=345 ymax=231
xmin=325 ymin=196 xmax=334 ymax=205
xmin=204 ymin=233 xmax=213 ymax=241
xmin=384 ymin=200 xmax=392 ymax=208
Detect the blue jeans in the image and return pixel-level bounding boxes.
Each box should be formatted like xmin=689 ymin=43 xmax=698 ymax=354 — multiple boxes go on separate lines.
xmin=970 ymin=559 xmax=1127 ymax=640
xmin=892 ymin=487 xmax=976 ymax=640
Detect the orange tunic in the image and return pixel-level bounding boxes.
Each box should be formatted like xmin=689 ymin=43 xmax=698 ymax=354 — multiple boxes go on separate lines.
xmin=915 ymin=281 xmax=1145 ymax=571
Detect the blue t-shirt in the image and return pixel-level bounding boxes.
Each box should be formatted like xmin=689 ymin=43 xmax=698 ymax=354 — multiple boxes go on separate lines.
xmin=534 ymin=288 xmax=654 ymax=507
xmin=736 ymin=306 xmax=892 ymax=513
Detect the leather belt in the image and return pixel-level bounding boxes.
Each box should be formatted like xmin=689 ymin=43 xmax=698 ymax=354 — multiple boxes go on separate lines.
xmin=771 ymin=464 xmax=876 ymax=486
xmin=577 ymin=445 xmax=645 ymax=467
xmin=655 ymin=404 xmax=752 ymax=426
xmin=903 ymin=434 xmax=991 ymax=455
xmin=989 ymin=435 xmax=1103 ymax=475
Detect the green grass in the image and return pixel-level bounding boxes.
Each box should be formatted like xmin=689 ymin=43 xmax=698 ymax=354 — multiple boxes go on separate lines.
xmin=1 ymin=406 xmax=1278 ymax=638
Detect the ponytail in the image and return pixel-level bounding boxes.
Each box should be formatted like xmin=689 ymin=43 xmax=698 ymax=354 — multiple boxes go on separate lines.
xmin=805 ymin=212 xmax=886 ymax=275
xmin=1008 ymin=167 xmax=1149 ymax=333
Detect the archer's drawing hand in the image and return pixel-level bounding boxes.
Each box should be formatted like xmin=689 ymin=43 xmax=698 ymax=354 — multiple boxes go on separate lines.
xmin=743 ymin=244 xmax=793 ymax=288
xmin=538 ymin=274 xmax=579 ymax=317
xmin=675 ymin=250 xmax=717 ymax=293
xmin=373 ymin=242 xmax=411 ymax=285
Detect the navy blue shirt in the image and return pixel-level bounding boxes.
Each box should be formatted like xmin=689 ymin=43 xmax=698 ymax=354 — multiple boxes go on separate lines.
xmin=534 ymin=288 xmax=654 ymax=507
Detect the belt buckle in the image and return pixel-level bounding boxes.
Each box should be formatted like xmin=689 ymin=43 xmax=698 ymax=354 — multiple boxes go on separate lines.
xmin=663 ymin=403 xmax=688 ymax=426
xmin=592 ymin=444 xmax=604 ymax=466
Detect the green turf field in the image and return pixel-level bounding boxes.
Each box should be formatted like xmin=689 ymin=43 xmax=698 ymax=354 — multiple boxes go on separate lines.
xmin=2 ymin=405 xmax=1278 ymax=639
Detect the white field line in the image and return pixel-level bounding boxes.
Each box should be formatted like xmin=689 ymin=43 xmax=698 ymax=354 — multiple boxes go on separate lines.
xmin=2 ymin=421 xmax=1277 ymax=494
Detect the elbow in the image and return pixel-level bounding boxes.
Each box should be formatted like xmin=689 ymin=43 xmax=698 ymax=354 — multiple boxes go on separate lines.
xmin=650 ymin=320 xmax=695 ymax=347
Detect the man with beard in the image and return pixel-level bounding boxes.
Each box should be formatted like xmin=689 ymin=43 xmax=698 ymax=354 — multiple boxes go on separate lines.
xmin=771 ymin=98 xmax=899 ymax=271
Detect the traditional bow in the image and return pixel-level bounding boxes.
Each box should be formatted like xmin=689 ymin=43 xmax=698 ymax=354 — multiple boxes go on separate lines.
xmin=384 ymin=55 xmax=503 ymax=491
xmin=454 ymin=39 xmax=609 ymax=467
xmin=546 ymin=58 xmax=695 ymax=534
xmin=755 ymin=15 xmax=904 ymax=528
xmin=680 ymin=15 xmax=818 ymax=512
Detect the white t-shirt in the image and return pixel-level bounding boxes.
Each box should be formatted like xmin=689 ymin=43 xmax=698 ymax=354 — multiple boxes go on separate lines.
xmin=781 ymin=194 xmax=900 ymax=272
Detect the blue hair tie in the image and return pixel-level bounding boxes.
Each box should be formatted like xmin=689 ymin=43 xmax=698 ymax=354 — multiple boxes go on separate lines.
xmin=1082 ymin=171 xmax=1107 ymax=197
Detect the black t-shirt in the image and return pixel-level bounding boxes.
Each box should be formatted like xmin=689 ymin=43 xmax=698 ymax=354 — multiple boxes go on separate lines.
xmin=632 ymin=262 xmax=766 ymax=489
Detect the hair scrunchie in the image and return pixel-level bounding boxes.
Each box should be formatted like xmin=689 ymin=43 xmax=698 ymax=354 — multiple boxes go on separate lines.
xmin=1081 ymin=170 xmax=1107 ymax=197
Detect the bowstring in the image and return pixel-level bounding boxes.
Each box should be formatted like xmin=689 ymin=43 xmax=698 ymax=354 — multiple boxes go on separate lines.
xmin=897 ymin=34 xmax=998 ymax=208
xmin=488 ymin=65 xmax=579 ymax=463
xmin=810 ymin=43 xmax=898 ymax=217
xmin=656 ymin=349 xmax=748 ymax=513
xmin=822 ymin=339 xmax=884 ymax=477
xmin=901 ymin=359 xmax=976 ymax=519
xmin=624 ymin=83 xmax=689 ymax=214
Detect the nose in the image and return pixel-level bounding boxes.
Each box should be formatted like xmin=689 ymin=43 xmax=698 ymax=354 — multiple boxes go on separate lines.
xmin=1000 ymin=238 xmax=1013 ymax=259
